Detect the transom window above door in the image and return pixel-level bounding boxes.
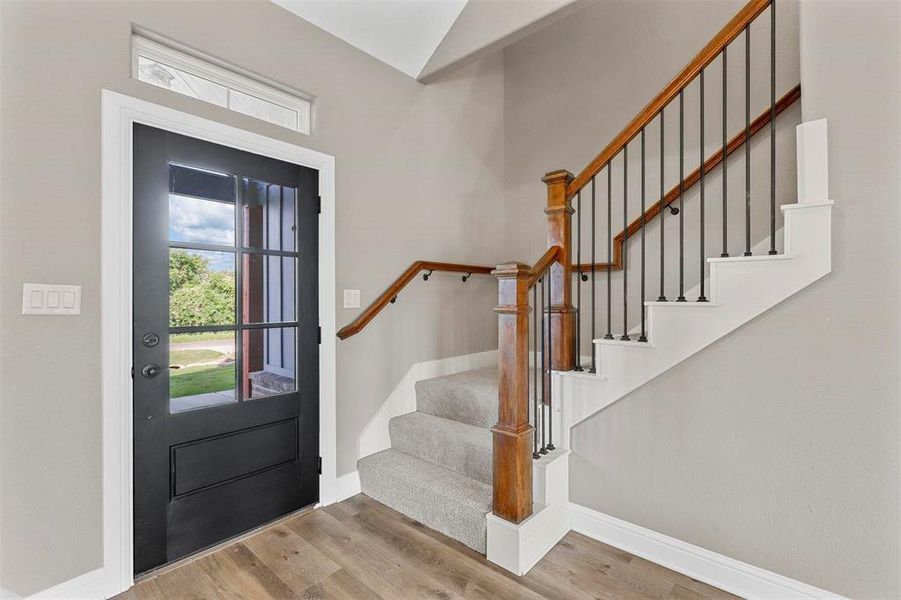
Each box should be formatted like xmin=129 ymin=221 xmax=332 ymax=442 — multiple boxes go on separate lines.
xmin=168 ymin=163 xmax=300 ymax=414
xmin=132 ymin=32 xmax=312 ymax=134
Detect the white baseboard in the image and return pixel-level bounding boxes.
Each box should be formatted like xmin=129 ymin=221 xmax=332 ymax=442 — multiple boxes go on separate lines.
xmin=6 ymin=567 xmax=110 ymax=600
xmin=331 ymin=470 xmax=361 ymax=504
xmin=569 ymin=503 xmax=847 ymax=600
xmin=357 ymin=349 xmax=497 ymax=459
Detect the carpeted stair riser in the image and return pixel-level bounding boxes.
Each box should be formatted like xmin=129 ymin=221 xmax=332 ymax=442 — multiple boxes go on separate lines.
xmin=358 ymin=449 xmax=491 ymax=553
xmin=389 ymin=411 xmax=492 ymax=485
xmin=414 ymin=367 xmax=498 ymax=429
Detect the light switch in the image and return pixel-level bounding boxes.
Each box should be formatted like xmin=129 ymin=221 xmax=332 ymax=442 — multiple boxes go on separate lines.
xmin=29 ymin=290 xmax=43 ymax=308
xmin=343 ymin=289 xmax=361 ymax=309
xmin=22 ymin=283 xmax=81 ymax=315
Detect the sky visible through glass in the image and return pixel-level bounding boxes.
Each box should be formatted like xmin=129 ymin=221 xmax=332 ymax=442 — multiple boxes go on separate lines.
xmin=169 ymin=194 xmax=235 ymax=272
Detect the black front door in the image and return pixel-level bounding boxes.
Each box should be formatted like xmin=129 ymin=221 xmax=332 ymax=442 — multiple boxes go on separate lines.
xmin=132 ymin=124 xmax=319 ymax=574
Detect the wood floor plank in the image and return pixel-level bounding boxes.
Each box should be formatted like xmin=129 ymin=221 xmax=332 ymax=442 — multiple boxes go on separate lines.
xmin=120 ymin=494 xmax=738 ymax=600
xmin=243 ymin=523 xmax=342 ymax=593
xmin=543 ymin=534 xmax=675 ymax=599
xmin=150 ymin=560 xmax=223 ymax=599
xmin=628 ymin=556 xmax=742 ymax=600
xmin=352 ymin=497 xmax=545 ymax=600
xmin=195 ymin=543 xmax=297 ymax=599
xmin=288 ymin=508 xmax=462 ymax=600
xmin=300 ymin=567 xmax=385 ymax=600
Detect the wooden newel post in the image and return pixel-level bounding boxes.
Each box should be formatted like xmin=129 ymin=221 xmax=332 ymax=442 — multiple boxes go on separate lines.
xmin=542 ymin=169 xmax=576 ymax=371
xmin=491 ymin=262 xmax=533 ymax=523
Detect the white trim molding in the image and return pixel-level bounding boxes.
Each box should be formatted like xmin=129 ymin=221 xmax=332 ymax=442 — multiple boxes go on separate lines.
xmin=100 ymin=89 xmax=336 ymax=598
xmin=358 ymin=349 xmax=498 ymax=459
xmin=2 ymin=568 xmax=107 ymax=600
xmin=487 ymin=448 xmax=572 ymax=576
xmin=570 ymin=504 xmax=848 ymax=600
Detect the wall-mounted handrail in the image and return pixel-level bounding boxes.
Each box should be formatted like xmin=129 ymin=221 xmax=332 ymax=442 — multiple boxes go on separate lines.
xmin=574 ymin=83 xmax=800 ymax=275
xmin=528 ymin=246 xmax=563 ymax=288
xmin=565 ymin=0 xmax=771 ymax=199
xmin=336 ymin=261 xmax=494 ymax=340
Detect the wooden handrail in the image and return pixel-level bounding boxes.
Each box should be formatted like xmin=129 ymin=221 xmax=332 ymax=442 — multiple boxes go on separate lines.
xmin=336 ymin=261 xmax=494 ymax=340
xmin=527 ymin=246 xmax=564 ymax=288
xmin=575 ymin=83 xmax=800 ymax=274
xmin=566 ymin=0 xmax=771 ymax=198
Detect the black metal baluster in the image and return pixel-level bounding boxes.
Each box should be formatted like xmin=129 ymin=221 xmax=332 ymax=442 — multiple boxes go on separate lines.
xmin=575 ymin=191 xmax=583 ymax=370
xmin=658 ymin=109 xmax=668 ymax=302
xmin=541 ymin=276 xmax=549 ymax=455
xmin=589 ymin=176 xmax=597 ymax=373
xmin=590 ymin=177 xmax=597 ymax=372
xmin=722 ymin=47 xmax=729 ymax=257
xmin=699 ymin=69 xmax=709 ymax=302
xmin=532 ymin=283 xmax=540 ymax=460
xmin=547 ymin=268 xmax=554 ymax=452
xmin=677 ymin=89 xmax=686 ymax=302
xmin=540 ymin=276 xmax=547 ymax=455
xmin=640 ymin=128 xmax=648 ymax=342
xmin=605 ymin=164 xmax=614 ymax=339
xmin=621 ymin=147 xmax=630 ymax=340
xmin=744 ymin=24 xmax=752 ymax=257
xmin=769 ymin=0 xmax=777 ymax=255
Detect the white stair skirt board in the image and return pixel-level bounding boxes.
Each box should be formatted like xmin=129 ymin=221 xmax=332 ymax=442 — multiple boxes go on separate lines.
xmin=487 ymin=448 xmax=572 ymax=576
xmin=556 ymin=120 xmax=834 ymax=436
xmin=357 ymin=350 xmax=498 ymax=459
xmin=332 ymin=470 xmax=362 ymax=503
xmin=570 ymin=504 xmax=848 ymax=600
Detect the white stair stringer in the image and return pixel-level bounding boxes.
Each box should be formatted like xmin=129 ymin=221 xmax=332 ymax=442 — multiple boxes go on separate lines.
xmin=557 ymin=200 xmax=832 ymax=436
xmin=555 ymin=119 xmax=833 ymax=439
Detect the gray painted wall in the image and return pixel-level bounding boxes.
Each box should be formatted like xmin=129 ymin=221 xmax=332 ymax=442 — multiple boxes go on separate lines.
xmin=504 ymin=0 xmax=900 ymax=597
xmin=2 ymin=0 xmax=898 ymax=597
xmin=0 ymin=0 xmax=505 ymax=594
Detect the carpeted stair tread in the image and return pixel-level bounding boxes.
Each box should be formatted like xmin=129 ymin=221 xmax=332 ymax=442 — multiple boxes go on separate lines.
xmin=358 ymin=449 xmax=491 ymax=553
xmin=389 ymin=411 xmax=492 ymax=485
xmin=415 ymin=366 xmax=498 ymax=429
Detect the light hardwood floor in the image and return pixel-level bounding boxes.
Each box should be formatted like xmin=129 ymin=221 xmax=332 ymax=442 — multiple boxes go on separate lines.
xmin=118 ymin=494 xmax=739 ymax=600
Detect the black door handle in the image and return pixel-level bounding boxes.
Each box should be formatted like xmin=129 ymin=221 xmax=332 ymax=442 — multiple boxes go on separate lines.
xmin=141 ymin=364 xmax=168 ymax=378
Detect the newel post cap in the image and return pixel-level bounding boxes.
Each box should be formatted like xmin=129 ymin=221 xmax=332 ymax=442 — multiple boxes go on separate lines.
xmin=541 ymin=169 xmax=574 ymax=186
xmin=491 ymin=262 xmax=532 ymax=279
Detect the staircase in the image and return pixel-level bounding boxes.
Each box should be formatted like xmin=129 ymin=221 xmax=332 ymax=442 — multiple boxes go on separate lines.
xmin=358 ymin=368 xmax=497 ymax=553
xmin=344 ymin=0 xmax=831 ymax=578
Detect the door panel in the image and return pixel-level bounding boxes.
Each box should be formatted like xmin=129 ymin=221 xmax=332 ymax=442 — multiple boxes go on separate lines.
xmin=132 ymin=124 xmax=319 ymax=575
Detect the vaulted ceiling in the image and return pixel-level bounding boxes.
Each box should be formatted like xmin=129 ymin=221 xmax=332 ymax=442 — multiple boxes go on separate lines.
xmin=271 ymin=0 xmax=586 ymax=82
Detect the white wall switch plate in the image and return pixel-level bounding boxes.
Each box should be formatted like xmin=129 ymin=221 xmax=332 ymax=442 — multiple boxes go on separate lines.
xmin=22 ymin=283 xmax=81 ymax=315
xmin=343 ymin=289 xmax=361 ymax=309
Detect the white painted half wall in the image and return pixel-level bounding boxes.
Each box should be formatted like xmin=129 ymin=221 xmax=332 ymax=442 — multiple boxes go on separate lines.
xmin=358 ymin=350 xmax=498 ymax=459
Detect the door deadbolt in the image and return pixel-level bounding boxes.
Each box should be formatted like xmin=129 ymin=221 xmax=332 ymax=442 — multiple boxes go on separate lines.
xmin=142 ymin=332 xmax=160 ymax=348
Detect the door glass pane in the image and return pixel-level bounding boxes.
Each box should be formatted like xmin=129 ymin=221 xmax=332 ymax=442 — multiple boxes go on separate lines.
xmin=169 ymin=249 xmax=236 ymax=327
xmin=243 ymin=178 xmax=296 ymax=252
xmin=169 ymin=332 xmax=236 ymax=414
xmin=241 ymin=327 xmax=296 ymax=400
xmin=242 ymin=254 xmax=296 ymax=324
xmin=169 ymin=195 xmax=236 ymax=246
xmin=169 ymin=164 xmax=236 ymax=246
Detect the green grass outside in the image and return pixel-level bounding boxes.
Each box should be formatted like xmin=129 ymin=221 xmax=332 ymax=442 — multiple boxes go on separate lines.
xmin=170 ymin=348 xmax=223 ymax=365
xmin=170 ymin=330 xmax=234 ymax=344
xmin=171 ymin=364 xmax=235 ymax=398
